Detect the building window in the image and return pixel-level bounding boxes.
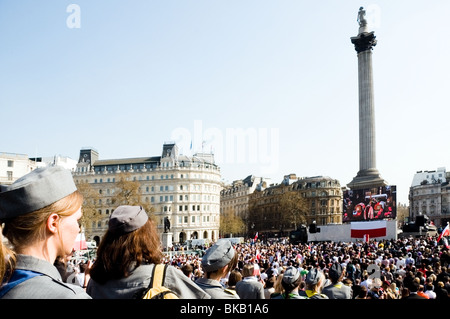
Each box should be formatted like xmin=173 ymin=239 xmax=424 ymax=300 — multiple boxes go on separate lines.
xmin=7 ymin=160 xmax=13 ymax=167
xmin=7 ymin=171 xmax=13 ymax=181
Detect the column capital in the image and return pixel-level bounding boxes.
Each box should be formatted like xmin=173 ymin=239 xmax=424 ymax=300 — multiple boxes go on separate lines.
xmin=350 ymin=31 xmax=377 ymax=53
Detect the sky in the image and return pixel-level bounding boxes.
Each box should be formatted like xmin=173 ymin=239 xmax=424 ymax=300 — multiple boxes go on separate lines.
xmin=1 ymin=1 xmax=450 ymax=205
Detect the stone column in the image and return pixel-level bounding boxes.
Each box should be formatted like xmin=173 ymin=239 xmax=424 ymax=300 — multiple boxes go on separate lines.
xmin=357 ymin=37 xmax=376 ymax=173
xmin=348 ymin=8 xmax=387 ymax=190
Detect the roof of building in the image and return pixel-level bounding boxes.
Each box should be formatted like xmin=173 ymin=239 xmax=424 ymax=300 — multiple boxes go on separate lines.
xmin=93 ymin=156 xmax=161 ymax=166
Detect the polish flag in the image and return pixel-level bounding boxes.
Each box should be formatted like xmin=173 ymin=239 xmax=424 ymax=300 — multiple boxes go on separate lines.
xmin=73 ymin=233 xmax=88 ymax=251
xmin=437 ymin=223 xmax=450 ymax=243
xmin=256 ymin=249 xmax=261 ymax=261
xmin=351 ymin=220 xmax=386 ymax=238
xmin=254 ymin=232 xmax=259 ymax=242
xmin=363 ymin=234 xmax=370 ymax=243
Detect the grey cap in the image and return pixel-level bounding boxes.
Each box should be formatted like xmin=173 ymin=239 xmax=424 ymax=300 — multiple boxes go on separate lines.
xmin=329 ymin=262 xmax=343 ymax=281
xmin=201 ymin=239 xmax=235 ymax=272
xmin=0 ymin=166 xmax=77 ymax=220
xmin=108 ymin=205 xmax=148 ymax=235
xmin=306 ymin=268 xmax=323 ymax=285
xmin=283 ymin=266 xmax=301 ymax=284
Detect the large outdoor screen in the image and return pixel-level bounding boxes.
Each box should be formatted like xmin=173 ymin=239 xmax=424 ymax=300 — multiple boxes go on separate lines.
xmin=343 ymin=185 xmax=396 ymax=222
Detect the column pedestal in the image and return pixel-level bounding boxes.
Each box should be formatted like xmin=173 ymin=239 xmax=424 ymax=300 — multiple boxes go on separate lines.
xmin=162 ymin=232 xmax=173 ymax=251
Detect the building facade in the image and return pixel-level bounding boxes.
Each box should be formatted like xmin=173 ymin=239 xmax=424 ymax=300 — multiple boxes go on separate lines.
xmin=73 ymin=143 xmax=222 ymax=246
xmin=220 ymin=175 xmax=271 ymax=236
xmin=409 ymin=168 xmax=450 ymax=227
xmin=0 ymin=152 xmax=37 ymax=185
xmin=248 ymin=174 xmax=342 ymax=237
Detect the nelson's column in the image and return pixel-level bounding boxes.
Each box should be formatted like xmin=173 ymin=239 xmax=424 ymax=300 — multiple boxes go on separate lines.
xmin=347 ymin=7 xmax=387 ymax=190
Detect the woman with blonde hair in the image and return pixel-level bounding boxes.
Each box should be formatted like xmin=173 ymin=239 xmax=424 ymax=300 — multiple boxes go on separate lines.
xmin=0 ymin=166 xmax=90 ymax=299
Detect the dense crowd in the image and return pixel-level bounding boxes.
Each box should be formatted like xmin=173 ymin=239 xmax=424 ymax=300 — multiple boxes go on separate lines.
xmin=2 ymin=166 xmax=449 ymax=300
xmin=160 ymin=236 xmax=450 ymax=299
xmin=64 ymin=235 xmax=450 ymax=299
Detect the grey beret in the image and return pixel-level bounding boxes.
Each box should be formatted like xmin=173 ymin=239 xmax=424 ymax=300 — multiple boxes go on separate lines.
xmin=201 ymin=239 xmax=235 ymax=272
xmin=329 ymin=262 xmax=343 ymax=281
xmin=0 ymin=166 xmax=77 ymax=220
xmin=108 ymin=205 xmax=148 ymax=235
xmin=306 ymin=268 xmax=323 ymax=285
xmin=283 ymin=266 xmax=301 ymax=284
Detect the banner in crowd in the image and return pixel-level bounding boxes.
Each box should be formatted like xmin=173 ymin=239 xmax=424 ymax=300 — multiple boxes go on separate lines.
xmin=351 ymin=220 xmax=387 ymax=238
xmin=73 ymin=232 xmax=88 ymax=251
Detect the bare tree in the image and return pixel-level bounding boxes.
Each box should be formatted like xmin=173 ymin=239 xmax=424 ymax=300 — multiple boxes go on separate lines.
xmin=220 ymin=208 xmax=245 ymax=238
xmin=76 ymin=180 xmax=102 ymax=232
xmin=115 ymin=172 xmax=155 ymax=219
xmin=279 ymin=189 xmax=308 ymax=230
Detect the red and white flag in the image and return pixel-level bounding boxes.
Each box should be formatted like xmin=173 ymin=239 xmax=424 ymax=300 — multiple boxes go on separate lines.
xmin=73 ymin=233 xmax=88 ymax=251
xmin=363 ymin=234 xmax=370 ymax=243
xmin=254 ymin=232 xmax=259 ymax=242
xmin=438 ymin=223 xmax=450 ymax=243
xmin=351 ymin=220 xmax=386 ymax=238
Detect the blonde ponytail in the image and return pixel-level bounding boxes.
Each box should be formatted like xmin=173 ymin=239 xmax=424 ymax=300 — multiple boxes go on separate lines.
xmin=0 ymin=225 xmax=16 ymax=283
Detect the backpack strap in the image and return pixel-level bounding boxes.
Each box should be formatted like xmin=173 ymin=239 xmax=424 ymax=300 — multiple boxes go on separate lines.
xmin=0 ymin=269 xmax=43 ymax=298
xmin=149 ymin=264 xmax=167 ymax=289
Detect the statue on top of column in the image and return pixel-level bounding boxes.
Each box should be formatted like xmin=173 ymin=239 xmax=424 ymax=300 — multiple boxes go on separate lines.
xmin=357 ymin=6 xmax=369 ymax=34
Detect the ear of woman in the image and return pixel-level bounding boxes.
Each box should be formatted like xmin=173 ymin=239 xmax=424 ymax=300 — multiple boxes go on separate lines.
xmin=46 ymin=214 xmax=61 ymax=234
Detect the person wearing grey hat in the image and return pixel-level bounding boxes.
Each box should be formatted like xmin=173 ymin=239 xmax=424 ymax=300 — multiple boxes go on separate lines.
xmin=271 ymin=266 xmax=306 ymax=299
xmin=195 ymin=239 xmax=239 ymax=299
xmin=0 ymin=166 xmax=91 ymax=299
xmin=322 ymin=262 xmax=352 ymax=299
xmin=87 ymin=205 xmax=211 ymax=299
xmin=304 ymin=267 xmax=328 ymax=299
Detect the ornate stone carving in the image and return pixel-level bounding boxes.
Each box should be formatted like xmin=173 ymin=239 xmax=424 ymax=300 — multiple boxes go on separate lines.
xmin=351 ymin=31 xmax=377 ymax=53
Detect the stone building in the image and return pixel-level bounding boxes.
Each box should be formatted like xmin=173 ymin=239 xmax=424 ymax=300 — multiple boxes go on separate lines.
xmin=73 ymin=142 xmax=222 ymax=245
xmin=0 ymin=152 xmax=37 ymax=185
xmin=248 ymin=174 xmax=342 ymax=238
xmin=409 ymin=167 xmax=450 ymax=227
xmin=220 ymin=175 xmax=271 ymax=236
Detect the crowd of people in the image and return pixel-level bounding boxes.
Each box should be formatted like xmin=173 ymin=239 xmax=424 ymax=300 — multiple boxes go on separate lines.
xmin=162 ymin=236 xmax=450 ymax=299
xmin=1 ymin=166 xmax=450 ymax=300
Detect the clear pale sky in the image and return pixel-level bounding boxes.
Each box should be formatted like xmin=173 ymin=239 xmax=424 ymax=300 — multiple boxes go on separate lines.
xmin=1 ymin=1 xmax=449 ymax=205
